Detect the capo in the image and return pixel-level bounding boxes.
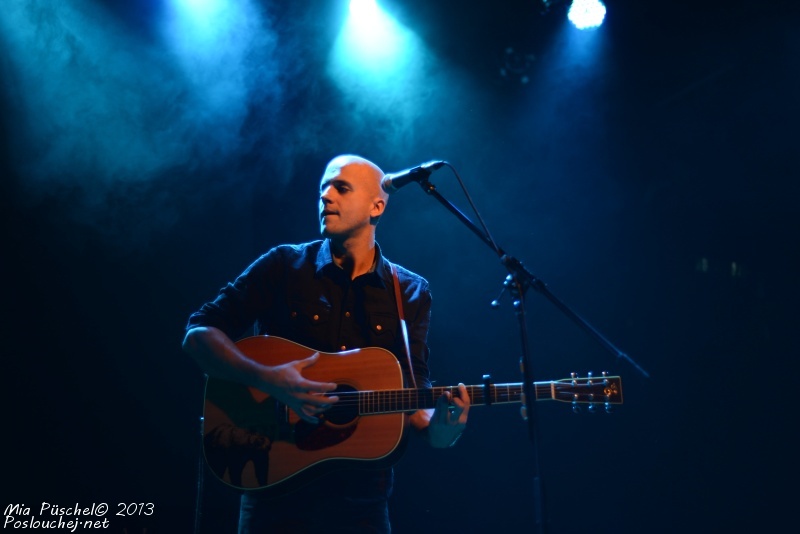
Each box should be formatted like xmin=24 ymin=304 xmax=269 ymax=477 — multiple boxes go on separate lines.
xmin=482 ymin=374 xmax=493 ymax=406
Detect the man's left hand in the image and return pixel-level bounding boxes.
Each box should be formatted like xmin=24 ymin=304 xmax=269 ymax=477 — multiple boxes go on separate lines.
xmin=427 ymin=383 xmax=470 ymax=448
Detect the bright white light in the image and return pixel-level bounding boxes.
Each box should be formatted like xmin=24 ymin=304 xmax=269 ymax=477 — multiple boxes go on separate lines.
xmin=337 ymin=0 xmax=404 ymax=69
xmin=349 ymin=0 xmax=379 ymax=21
xmin=328 ymin=0 xmax=430 ymax=118
xmin=174 ymin=0 xmax=225 ymax=25
xmin=568 ymin=0 xmax=606 ymax=30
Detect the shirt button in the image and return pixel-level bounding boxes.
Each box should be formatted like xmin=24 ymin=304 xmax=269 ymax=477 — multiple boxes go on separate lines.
xmin=376 ymin=324 xmax=382 ymax=331
xmin=345 ymin=311 xmax=351 ymax=318
xmin=340 ymin=345 xmax=347 ymax=351
xmin=313 ymin=314 xmax=319 ymax=321
xmin=290 ymin=311 xmax=297 ymax=318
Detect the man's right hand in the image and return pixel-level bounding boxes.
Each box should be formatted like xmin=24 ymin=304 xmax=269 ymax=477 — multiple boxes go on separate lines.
xmin=183 ymin=327 xmax=339 ymax=424
xmin=261 ymin=352 xmax=339 ymax=424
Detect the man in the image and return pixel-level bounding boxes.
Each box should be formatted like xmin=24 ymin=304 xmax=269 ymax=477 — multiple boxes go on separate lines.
xmin=183 ymin=155 xmax=470 ymax=533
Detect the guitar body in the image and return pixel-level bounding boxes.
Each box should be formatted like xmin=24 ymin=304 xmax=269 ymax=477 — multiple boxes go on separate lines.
xmin=203 ymin=336 xmax=406 ymax=495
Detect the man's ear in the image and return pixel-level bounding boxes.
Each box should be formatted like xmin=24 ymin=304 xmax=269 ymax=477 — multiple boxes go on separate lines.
xmin=371 ymin=198 xmax=386 ymax=218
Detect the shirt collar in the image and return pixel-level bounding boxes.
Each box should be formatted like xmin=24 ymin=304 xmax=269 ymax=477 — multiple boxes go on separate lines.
xmin=315 ymin=239 xmax=390 ymax=288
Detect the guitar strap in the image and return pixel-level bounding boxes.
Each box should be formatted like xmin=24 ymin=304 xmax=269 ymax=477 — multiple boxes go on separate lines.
xmin=389 ymin=262 xmax=417 ymax=389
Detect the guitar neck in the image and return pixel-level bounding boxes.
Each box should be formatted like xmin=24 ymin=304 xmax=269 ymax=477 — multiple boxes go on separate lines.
xmin=351 ymin=375 xmax=622 ymax=415
xmin=357 ymin=383 xmax=527 ymax=415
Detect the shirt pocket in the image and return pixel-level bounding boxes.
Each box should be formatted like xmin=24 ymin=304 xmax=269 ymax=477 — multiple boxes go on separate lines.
xmin=368 ymin=312 xmax=397 ymax=343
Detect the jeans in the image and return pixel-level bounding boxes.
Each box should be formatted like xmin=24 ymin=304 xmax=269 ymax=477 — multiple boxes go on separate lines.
xmin=238 ymin=469 xmax=393 ymax=534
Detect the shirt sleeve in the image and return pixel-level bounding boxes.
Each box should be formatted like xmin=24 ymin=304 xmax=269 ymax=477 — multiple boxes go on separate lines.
xmin=185 ymin=250 xmax=281 ymax=341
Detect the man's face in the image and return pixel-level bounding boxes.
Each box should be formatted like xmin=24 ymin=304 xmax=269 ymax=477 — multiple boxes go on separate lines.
xmin=318 ymin=162 xmax=384 ymax=241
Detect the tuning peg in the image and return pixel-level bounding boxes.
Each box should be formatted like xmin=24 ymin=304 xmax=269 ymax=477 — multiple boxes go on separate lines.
xmin=571 ymin=402 xmax=581 ymax=414
xmin=587 ymin=403 xmax=596 ymax=414
xmin=604 ymin=402 xmax=613 ymax=414
xmin=601 ymin=371 xmax=611 ymax=388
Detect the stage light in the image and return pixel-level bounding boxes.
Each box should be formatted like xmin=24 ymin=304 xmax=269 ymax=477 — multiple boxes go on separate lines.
xmin=173 ymin=0 xmax=225 ymax=24
xmin=333 ymin=0 xmax=407 ymax=71
xmin=349 ymin=0 xmax=379 ymax=21
xmin=568 ymin=0 xmax=606 ymax=30
xmin=166 ymin=0 xmax=232 ymax=45
xmin=327 ymin=1 xmax=432 ymax=121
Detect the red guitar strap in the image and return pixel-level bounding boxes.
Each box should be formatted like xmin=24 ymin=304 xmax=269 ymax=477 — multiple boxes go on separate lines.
xmin=389 ymin=262 xmax=417 ymax=389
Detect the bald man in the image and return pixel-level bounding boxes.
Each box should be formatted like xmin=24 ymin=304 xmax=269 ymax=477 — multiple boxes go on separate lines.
xmin=183 ymin=155 xmax=469 ymax=533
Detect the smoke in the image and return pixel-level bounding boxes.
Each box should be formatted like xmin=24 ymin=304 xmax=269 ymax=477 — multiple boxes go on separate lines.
xmin=0 ymin=0 xmax=545 ymax=255
xmin=0 ymin=0 xmax=282 ymax=250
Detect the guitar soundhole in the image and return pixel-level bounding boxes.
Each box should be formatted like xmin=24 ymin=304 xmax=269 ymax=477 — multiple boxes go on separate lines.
xmin=322 ymin=384 xmax=358 ymax=425
xmin=294 ymin=385 xmax=360 ymax=451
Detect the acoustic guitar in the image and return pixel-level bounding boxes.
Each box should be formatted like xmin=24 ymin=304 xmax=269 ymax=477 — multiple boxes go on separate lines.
xmin=202 ymin=335 xmax=623 ymax=495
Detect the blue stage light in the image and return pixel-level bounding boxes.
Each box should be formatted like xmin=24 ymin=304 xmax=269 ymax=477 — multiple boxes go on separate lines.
xmin=332 ymin=1 xmax=409 ymax=73
xmin=339 ymin=0 xmax=404 ymax=67
xmin=568 ymin=0 xmax=606 ymax=30
xmin=174 ymin=0 xmax=224 ymax=23
xmin=349 ymin=0 xmax=379 ymax=21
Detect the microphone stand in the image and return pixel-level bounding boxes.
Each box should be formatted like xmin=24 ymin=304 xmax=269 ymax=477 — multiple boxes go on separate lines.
xmin=412 ymin=171 xmax=649 ymax=533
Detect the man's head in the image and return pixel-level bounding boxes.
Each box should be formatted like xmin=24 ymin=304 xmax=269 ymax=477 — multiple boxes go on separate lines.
xmin=318 ymin=155 xmax=389 ymax=243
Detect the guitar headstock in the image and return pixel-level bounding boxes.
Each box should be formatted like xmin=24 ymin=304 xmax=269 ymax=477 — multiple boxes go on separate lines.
xmin=551 ymin=372 xmax=623 ymax=413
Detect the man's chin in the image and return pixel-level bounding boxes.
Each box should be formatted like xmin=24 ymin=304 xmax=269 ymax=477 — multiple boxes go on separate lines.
xmin=320 ymin=226 xmax=338 ymax=239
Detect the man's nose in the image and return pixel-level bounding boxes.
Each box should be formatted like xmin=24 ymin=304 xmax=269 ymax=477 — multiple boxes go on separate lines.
xmin=320 ymin=186 xmax=332 ymax=202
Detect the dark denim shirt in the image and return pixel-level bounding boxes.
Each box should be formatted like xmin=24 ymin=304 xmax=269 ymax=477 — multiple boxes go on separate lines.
xmin=187 ymin=240 xmax=432 ymax=504
xmin=187 ymin=238 xmax=432 ymax=391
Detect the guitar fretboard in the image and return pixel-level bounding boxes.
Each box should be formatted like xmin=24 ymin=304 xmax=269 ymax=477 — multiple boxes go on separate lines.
xmin=333 ymin=375 xmax=623 ymax=415
xmin=341 ymin=383 xmax=547 ymax=415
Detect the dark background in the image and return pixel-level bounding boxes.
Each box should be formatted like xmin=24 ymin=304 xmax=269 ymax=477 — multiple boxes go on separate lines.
xmin=2 ymin=0 xmax=798 ymax=532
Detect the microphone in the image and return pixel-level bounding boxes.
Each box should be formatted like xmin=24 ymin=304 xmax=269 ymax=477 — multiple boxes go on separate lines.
xmin=381 ymin=160 xmax=445 ymax=194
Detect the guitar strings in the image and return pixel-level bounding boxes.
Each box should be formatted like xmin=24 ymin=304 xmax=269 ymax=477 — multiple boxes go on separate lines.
xmin=316 ymin=381 xmax=618 ymax=412
xmin=316 ymin=385 xmax=550 ymax=410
